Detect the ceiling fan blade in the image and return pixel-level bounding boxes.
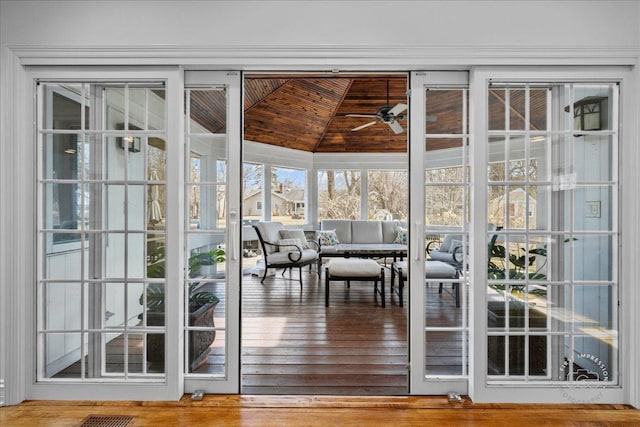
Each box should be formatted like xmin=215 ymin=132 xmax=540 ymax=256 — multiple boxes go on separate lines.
xmin=346 ymin=114 xmax=377 ymax=118
xmin=387 ymin=120 xmax=404 ymax=134
xmin=388 ymin=102 xmax=408 ymax=116
xmin=351 ymin=121 xmax=377 ymax=132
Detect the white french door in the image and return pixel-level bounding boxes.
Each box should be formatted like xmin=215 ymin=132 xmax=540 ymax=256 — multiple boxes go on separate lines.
xmin=29 ymin=68 xmax=241 ymax=400
xmin=469 ymin=67 xmax=630 ymax=404
xmin=182 ymin=71 xmax=241 ymax=394
xmin=409 ymin=71 xmax=470 ymax=395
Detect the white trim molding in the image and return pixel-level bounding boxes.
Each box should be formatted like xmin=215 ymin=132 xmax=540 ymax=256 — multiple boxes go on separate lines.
xmin=0 ymin=45 xmax=30 ymax=407
xmin=7 ymin=44 xmax=639 ymax=69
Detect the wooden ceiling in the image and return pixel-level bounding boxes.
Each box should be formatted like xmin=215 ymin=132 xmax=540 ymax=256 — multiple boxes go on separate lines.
xmin=188 ymin=74 xmax=549 ymax=153
xmin=244 ymin=74 xmax=409 ymax=153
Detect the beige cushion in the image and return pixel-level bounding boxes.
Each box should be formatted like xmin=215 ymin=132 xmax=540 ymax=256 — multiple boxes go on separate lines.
xmin=279 ymin=229 xmax=309 ymax=249
xmin=256 ymin=221 xmax=284 ymax=254
xmin=268 ymin=248 xmax=318 ymax=265
xmin=277 ymin=238 xmax=304 ymax=253
xmin=327 ymin=258 xmax=381 ymax=277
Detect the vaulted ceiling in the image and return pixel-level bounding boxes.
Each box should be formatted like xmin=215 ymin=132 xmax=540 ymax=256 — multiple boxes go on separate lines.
xmin=244 ymin=74 xmax=409 ymax=153
xmin=188 ymin=73 xmax=549 ymax=154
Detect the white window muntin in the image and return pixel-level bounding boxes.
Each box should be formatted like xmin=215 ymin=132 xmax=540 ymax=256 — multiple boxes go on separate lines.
xmin=469 ymin=67 xmax=630 ymax=405
xmin=37 ymin=81 xmax=169 ymax=383
xmin=485 ymin=82 xmax=619 ymax=384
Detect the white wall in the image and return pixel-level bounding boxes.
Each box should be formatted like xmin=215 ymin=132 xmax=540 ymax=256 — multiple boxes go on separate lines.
xmin=1 ymin=1 xmax=638 ymax=52
xmin=1 ymin=0 xmax=640 ymax=407
xmin=2 ymin=1 xmax=639 ymax=70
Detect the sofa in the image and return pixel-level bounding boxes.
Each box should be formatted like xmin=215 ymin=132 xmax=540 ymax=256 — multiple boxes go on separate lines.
xmin=318 ymin=219 xmax=408 ymax=257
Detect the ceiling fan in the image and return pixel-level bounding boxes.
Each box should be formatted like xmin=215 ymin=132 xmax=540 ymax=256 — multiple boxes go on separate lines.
xmin=346 ymin=80 xmax=407 ymax=134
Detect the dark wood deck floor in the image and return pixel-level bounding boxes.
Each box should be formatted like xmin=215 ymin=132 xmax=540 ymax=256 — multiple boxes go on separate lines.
xmin=55 ymin=263 xmax=465 ymax=395
xmin=241 ymin=267 xmax=408 ymax=395
xmin=240 ymin=265 xmax=465 ymax=395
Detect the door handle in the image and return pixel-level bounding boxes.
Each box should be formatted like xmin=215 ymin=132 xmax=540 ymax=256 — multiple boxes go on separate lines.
xmin=415 ymin=221 xmax=422 ymax=261
xmin=230 ymin=210 xmax=238 ymax=261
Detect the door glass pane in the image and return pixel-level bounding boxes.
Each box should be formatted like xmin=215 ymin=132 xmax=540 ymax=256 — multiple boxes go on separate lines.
xmin=423 ymin=86 xmax=469 ymax=379
xmin=486 ymin=82 xmax=618 ymax=386
xmin=426 ymin=331 xmax=466 ymax=375
xmin=185 ymin=86 xmax=229 ymax=377
xmin=426 ymin=89 xmax=466 ymax=134
xmin=38 ymin=81 xmax=168 ymax=381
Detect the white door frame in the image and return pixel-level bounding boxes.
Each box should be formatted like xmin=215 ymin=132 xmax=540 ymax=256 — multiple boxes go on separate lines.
xmin=409 ymin=71 xmax=470 ymax=395
xmin=23 ymin=67 xmax=185 ymax=401
xmin=182 ymin=70 xmax=242 ymax=394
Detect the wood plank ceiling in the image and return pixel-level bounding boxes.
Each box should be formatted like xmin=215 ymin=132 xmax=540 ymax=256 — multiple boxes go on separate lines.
xmin=188 ymin=74 xmax=549 ymax=154
xmin=244 ymin=74 xmax=409 ymax=153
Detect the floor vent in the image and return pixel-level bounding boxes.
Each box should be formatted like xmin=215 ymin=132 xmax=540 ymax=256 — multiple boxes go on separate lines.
xmin=80 ymin=415 xmax=134 ymax=427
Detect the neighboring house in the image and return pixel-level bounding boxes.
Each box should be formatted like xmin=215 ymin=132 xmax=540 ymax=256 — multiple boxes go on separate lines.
xmin=243 ymin=187 xmax=305 ymax=218
xmin=488 ymin=188 xmax=537 ymax=229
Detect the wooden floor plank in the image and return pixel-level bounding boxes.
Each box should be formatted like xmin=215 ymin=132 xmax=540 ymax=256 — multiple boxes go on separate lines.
xmin=2 ymin=397 xmax=638 ymax=426
xmin=54 ymin=265 xmax=465 ymax=393
xmin=240 ymin=269 xmax=413 ymax=394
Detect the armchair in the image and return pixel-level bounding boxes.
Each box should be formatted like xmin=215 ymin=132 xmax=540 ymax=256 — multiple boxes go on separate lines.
xmin=426 ymin=225 xmax=502 ymax=269
xmin=253 ymin=221 xmax=319 ymax=287
xmin=426 ymin=233 xmax=465 ymax=268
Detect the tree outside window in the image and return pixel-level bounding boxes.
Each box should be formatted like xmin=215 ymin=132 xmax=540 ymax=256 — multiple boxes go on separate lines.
xmin=367 ymin=170 xmax=407 ymax=220
xmin=318 ymin=170 xmax=361 ymax=220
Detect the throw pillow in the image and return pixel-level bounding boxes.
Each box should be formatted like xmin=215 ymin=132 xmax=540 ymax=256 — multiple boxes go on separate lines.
xmin=277 ymin=238 xmax=304 ymax=253
xmin=317 ymin=229 xmax=339 ymax=246
xmin=279 ymin=229 xmax=309 ymax=249
xmin=394 ymin=226 xmax=408 ymax=244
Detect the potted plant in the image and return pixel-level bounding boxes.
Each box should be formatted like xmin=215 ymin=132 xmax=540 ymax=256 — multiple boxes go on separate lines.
xmin=487 ymin=236 xmax=576 ymax=296
xmin=142 ymin=246 xmax=225 ymax=372
xmin=486 ymin=236 xmax=576 ymax=375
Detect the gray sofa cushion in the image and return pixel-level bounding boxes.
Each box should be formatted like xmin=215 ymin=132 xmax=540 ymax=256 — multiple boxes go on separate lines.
xmin=351 ymin=220 xmax=383 ymax=244
xmin=320 ymin=219 xmax=407 ymax=248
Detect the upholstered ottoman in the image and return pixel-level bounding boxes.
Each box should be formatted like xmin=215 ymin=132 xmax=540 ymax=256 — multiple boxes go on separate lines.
xmin=325 ymin=258 xmax=385 ymax=307
xmin=390 ymin=260 xmax=459 ymax=307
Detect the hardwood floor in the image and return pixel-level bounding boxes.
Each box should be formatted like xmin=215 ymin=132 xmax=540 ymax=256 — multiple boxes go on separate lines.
xmin=2 ymin=396 xmax=639 ymax=426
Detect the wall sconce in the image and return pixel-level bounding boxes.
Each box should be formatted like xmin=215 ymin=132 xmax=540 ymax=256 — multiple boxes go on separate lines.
xmin=565 ymin=96 xmax=607 ymax=132
xmin=118 ymin=135 xmax=141 ymax=152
